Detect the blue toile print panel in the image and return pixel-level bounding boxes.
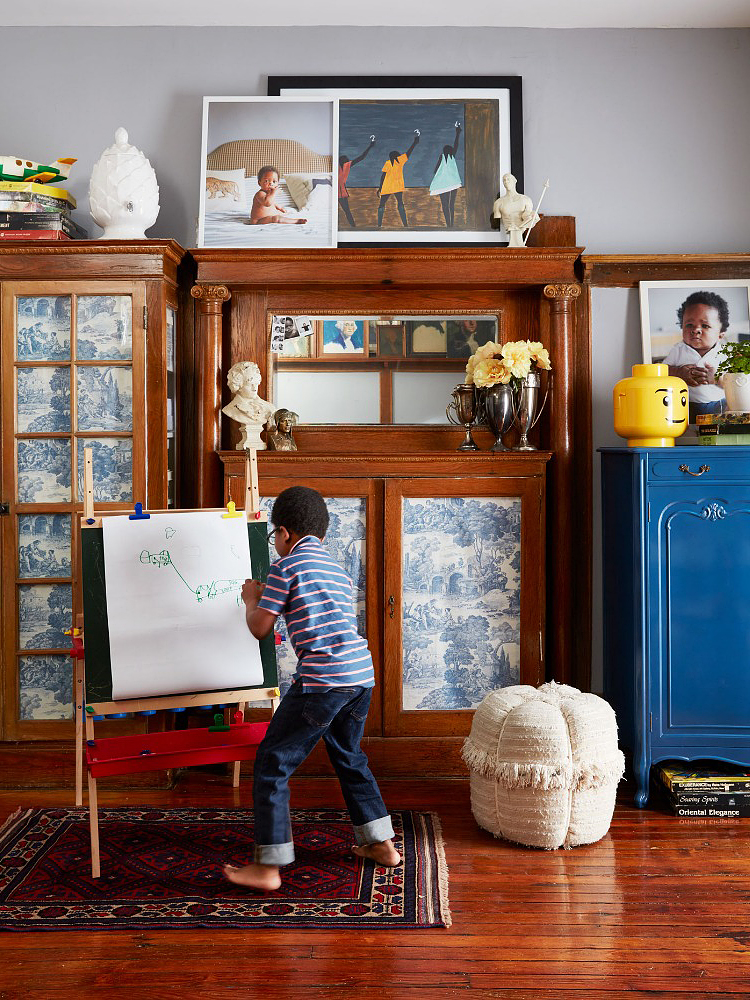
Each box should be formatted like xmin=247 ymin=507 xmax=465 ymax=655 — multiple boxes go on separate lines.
xmin=76 ymin=438 xmax=133 ymax=502
xmin=18 ymin=514 xmax=72 ymax=578
xmin=17 ymin=439 xmax=71 ymax=503
xmin=18 ymin=583 xmax=72 ymax=650
xmin=76 ymin=296 xmax=132 ymax=360
xmin=16 ymin=295 xmax=71 ymax=361
xmin=19 ymin=655 xmax=74 ymax=720
xmin=17 ymin=367 xmax=71 ymax=433
xmin=261 ymin=496 xmax=367 ymax=698
xmin=402 ymin=496 xmax=521 ymax=711
xmin=76 ymin=366 xmax=133 ymax=431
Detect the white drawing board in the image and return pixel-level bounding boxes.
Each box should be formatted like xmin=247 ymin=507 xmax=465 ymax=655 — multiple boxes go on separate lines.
xmin=102 ymin=510 xmax=263 ymax=699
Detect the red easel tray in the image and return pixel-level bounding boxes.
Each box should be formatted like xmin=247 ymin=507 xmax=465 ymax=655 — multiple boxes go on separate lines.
xmin=85 ymin=722 xmax=269 ymax=778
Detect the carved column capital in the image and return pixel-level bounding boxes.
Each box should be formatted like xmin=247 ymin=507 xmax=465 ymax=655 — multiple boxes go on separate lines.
xmin=543 ymin=283 xmax=581 ymax=303
xmin=190 ymin=284 xmax=231 ymax=304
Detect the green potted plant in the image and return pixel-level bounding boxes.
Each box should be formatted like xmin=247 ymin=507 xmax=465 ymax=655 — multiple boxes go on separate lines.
xmin=715 ymin=341 xmax=750 ymax=412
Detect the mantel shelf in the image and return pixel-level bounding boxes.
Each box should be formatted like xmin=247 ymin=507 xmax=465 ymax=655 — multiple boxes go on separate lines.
xmin=191 ymin=245 xmax=584 ymax=289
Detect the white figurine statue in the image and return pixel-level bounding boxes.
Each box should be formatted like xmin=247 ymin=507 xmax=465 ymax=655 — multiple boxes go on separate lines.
xmin=222 ymin=361 xmax=275 ymax=451
xmin=493 ymin=173 xmax=540 ymax=248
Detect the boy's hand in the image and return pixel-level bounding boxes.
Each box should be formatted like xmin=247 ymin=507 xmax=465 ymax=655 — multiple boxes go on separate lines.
xmin=241 ymin=579 xmax=265 ymax=607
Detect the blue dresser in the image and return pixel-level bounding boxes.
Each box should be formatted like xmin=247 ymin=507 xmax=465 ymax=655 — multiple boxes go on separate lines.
xmin=601 ymin=446 xmax=750 ymax=806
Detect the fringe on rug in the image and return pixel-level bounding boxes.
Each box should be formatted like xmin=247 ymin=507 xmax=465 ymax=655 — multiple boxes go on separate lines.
xmin=429 ymin=811 xmax=452 ymax=928
xmin=0 ymin=808 xmax=31 ymax=852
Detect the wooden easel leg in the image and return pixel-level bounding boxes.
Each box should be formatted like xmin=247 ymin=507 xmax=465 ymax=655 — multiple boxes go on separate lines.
xmin=232 ymin=701 xmax=247 ymax=787
xmin=74 ymin=659 xmax=84 ymax=808
xmin=85 ymin=713 xmax=101 ymax=878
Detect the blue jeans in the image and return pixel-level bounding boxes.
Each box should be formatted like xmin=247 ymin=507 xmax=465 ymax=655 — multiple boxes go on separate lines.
xmin=252 ymin=680 xmax=393 ymax=866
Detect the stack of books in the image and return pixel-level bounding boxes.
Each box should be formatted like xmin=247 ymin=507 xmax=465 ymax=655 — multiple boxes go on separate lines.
xmin=0 ymin=181 xmax=87 ymax=240
xmin=658 ymin=762 xmax=750 ymax=817
xmin=696 ymin=411 xmax=750 ymax=445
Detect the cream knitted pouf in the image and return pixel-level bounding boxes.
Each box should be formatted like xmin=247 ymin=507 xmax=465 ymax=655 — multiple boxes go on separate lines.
xmin=462 ymin=682 xmax=625 ymax=849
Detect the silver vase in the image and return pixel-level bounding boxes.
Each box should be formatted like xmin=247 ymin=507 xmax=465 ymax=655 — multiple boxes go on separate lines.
xmin=513 ymin=371 xmax=550 ymax=451
xmin=446 ymin=383 xmax=479 ymax=451
xmin=481 ymin=384 xmax=515 ymax=451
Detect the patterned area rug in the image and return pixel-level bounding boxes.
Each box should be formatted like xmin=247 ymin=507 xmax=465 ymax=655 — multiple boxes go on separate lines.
xmin=0 ymin=807 xmax=450 ymax=930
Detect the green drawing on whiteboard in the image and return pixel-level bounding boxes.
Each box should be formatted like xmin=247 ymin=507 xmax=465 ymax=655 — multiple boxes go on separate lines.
xmin=139 ymin=548 xmax=243 ymax=604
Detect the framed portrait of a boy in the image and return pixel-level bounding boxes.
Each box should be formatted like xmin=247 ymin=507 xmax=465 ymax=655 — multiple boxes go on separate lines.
xmin=640 ymin=279 xmax=750 ymax=427
xmin=268 ymin=76 xmax=523 ymax=246
xmin=198 ymin=96 xmax=338 ymax=249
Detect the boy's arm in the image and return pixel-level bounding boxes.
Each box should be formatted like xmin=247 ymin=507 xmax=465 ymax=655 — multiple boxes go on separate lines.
xmin=241 ymin=580 xmax=277 ymax=640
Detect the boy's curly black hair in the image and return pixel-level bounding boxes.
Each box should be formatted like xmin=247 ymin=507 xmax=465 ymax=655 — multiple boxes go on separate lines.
xmin=271 ymin=486 xmax=329 ymax=540
xmin=677 ymin=291 xmax=730 ymax=333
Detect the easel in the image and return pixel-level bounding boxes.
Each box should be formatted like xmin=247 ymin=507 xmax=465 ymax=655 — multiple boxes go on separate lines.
xmin=73 ymin=448 xmax=278 ymax=877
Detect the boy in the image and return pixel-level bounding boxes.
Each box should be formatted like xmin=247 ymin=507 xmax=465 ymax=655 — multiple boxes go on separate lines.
xmin=663 ymin=290 xmax=729 ymax=421
xmin=224 ymin=486 xmax=399 ymax=891
xmin=250 ymin=166 xmax=306 ymax=225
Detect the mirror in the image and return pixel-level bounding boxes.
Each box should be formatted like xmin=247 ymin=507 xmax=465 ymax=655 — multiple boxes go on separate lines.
xmin=271 ymin=314 xmax=500 ymax=425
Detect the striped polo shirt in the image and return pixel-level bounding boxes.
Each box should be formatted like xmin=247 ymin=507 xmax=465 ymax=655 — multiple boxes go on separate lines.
xmin=257 ymin=535 xmax=374 ymax=692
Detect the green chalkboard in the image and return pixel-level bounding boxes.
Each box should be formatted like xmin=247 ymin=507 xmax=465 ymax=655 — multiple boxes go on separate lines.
xmin=81 ymin=519 xmax=278 ymax=703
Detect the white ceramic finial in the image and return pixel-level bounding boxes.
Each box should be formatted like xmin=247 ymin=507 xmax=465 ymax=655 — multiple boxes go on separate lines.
xmin=89 ymin=128 xmax=160 ymax=239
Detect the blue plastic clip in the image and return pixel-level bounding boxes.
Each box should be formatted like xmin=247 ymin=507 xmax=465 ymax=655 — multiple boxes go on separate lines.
xmin=86 ymin=517 xmax=95 ymax=525
xmin=129 ymin=503 xmax=150 ymax=520
xmin=106 ymin=713 xmax=128 ymax=719
xmin=138 ymin=710 xmax=157 ymax=716
xmin=172 ymin=707 xmax=186 ymax=713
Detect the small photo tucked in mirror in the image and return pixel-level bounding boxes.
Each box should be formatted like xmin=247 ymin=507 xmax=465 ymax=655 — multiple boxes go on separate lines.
xmin=406 ymin=320 xmax=448 ymax=356
xmin=322 ymin=318 xmax=367 ymax=355
xmin=377 ymin=322 xmax=405 ymax=357
xmin=446 ymin=318 xmax=499 ymax=359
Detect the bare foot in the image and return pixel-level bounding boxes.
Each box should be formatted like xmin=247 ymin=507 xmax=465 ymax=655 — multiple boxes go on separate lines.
xmin=352 ymin=839 xmax=401 ymax=867
xmin=223 ymin=862 xmax=281 ymax=891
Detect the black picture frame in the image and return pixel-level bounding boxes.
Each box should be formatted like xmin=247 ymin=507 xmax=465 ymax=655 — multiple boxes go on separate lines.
xmin=268 ymin=76 xmax=523 ymax=247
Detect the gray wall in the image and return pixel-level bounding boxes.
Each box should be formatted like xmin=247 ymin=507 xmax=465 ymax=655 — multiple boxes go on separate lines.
xmin=3 ymin=25 xmax=749 ymax=689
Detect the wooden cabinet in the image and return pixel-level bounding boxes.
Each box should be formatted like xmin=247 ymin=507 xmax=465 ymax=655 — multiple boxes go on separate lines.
xmin=0 ymin=241 xmax=186 ymax=741
xmin=601 ymin=446 xmax=750 ymax=806
xmin=222 ymin=451 xmax=548 ymax=763
xmin=189 ymin=239 xmax=591 ymax=696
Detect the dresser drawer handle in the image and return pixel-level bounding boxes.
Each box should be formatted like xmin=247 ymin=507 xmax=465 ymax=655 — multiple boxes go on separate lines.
xmin=678 ymin=464 xmax=710 ymax=477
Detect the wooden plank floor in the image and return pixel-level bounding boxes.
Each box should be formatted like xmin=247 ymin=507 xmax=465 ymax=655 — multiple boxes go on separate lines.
xmin=0 ymin=775 xmax=749 ymax=999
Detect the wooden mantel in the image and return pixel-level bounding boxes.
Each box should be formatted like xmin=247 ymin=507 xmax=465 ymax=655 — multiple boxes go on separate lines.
xmin=187 ymin=234 xmax=591 ymax=689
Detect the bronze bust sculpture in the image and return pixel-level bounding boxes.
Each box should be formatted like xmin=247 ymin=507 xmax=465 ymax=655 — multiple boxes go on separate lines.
xmin=265 ymin=408 xmax=299 ymax=451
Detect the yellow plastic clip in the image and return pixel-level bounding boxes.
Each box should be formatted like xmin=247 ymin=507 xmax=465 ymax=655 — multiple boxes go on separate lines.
xmin=222 ymin=501 xmax=242 ymax=519
xmin=271 ymin=688 xmax=281 ymax=698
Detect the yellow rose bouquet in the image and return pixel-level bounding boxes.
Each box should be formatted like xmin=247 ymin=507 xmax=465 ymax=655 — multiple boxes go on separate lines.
xmin=465 ymin=339 xmax=551 ymax=390
xmin=464 ymin=339 xmax=552 ymax=451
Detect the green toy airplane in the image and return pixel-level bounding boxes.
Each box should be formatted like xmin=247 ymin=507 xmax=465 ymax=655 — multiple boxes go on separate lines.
xmin=0 ymin=155 xmax=76 ymax=184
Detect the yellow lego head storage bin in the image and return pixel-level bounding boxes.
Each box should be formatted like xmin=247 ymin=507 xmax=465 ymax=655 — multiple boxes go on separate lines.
xmin=613 ymin=364 xmax=689 ymax=447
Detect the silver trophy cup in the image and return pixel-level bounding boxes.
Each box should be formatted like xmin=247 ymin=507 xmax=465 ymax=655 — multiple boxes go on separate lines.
xmin=446 ymin=384 xmax=479 ymax=451
xmin=481 ymin=384 xmax=515 ymax=452
xmin=513 ymin=370 xmax=550 ymax=451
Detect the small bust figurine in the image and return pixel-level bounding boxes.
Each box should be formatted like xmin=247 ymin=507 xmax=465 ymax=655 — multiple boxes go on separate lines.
xmin=493 ymin=173 xmax=539 ymax=247
xmin=265 ymin=408 xmax=299 ymax=451
xmin=222 ymin=361 xmax=275 ymax=450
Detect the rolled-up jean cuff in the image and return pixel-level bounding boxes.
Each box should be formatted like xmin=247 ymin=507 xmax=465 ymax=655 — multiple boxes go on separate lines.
xmin=254 ymin=841 xmax=295 ymax=866
xmin=353 ymin=815 xmax=394 ymax=847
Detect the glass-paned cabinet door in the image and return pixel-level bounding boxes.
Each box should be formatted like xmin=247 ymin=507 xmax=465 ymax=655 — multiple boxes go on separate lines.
xmin=1 ymin=281 xmax=146 ymax=738
xmin=383 ymin=477 xmax=545 ymax=737
xmin=254 ymin=477 xmax=383 ymax=736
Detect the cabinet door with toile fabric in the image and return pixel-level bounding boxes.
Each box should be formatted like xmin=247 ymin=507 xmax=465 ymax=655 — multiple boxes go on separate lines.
xmin=0 ymin=242 xmax=185 ymax=743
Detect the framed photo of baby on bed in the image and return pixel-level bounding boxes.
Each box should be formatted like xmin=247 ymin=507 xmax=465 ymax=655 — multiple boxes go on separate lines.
xmin=198 ymin=96 xmax=339 ymax=249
